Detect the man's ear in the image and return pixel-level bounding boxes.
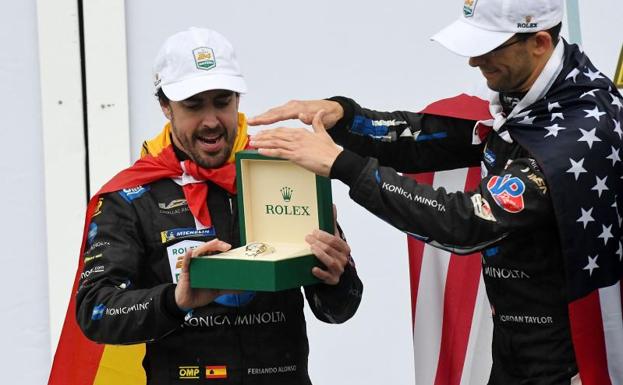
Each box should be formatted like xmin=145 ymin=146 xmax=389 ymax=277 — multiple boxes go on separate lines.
xmin=532 ymin=31 xmax=554 ymax=57
xmin=160 ymin=101 xmax=172 ymax=120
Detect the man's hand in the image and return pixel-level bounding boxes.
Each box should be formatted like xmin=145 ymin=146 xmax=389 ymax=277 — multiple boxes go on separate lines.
xmin=174 ymin=239 xmax=233 ymax=310
xmin=248 ymin=99 xmax=344 ymax=130
xmin=306 ymin=205 xmax=352 ymax=285
xmin=250 ymin=110 xmax=343 ymax=177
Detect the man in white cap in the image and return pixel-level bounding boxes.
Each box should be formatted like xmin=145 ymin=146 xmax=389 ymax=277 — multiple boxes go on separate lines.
xmin=60 ymin=27 xmax=363 ymax=385
xmin=249 ymin=1 xmax=623 ymax=384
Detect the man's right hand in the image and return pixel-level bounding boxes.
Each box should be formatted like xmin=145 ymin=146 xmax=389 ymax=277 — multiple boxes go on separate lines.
xmin=248 ymin=99 xmax=344 ymax=130
xmin=174 ymin=239 xmax=233 ymax=310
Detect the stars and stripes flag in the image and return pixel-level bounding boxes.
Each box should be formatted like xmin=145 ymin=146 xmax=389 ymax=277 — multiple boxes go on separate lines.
xmin=407 ymin=41 xmax=623 ymax=385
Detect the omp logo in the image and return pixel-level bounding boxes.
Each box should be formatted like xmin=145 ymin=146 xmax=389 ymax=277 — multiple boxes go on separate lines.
xmin=280 ymin=186 xmax=293 ymax=202
xmin=193 ymin=47 xmax=216 ymax=70
xmin=179 ymin=366 xmax=200 ymax=379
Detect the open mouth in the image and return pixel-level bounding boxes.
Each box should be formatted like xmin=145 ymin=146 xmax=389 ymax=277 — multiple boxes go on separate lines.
xmin=196 ymin=133 xmax=225 ymax=152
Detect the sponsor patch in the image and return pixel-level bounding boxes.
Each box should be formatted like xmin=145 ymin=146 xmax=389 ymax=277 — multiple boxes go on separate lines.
xmin=205 ymin=366 xmax=227 ymax=379
xmin=158 ymin=198 xmax=188 ymax=210
xmin=471 ymin=194 xmax=497 ymax=222
xmin=92 ymin=197 xmax=104 ymax=218
xmin=483 ymin=148 xmax=496 ymax=167
xmin=87 ymin=222 xmax=98 ymax=246
xmin=161 ymin=227 xmax=215 ymax=243
xmin=81 ymin=265 xmax=104 ymax=280
xmin=526 ymin=173 xmax=548 ymax=195
xmin=91 ymin=304 xmax=106 ymax=320
xmin=84 ymin=253 xmax=103 ymax=264
xmin=463 ymin=0 xmax=478 ymax=17
xmin=167 ymin=240 xmax=204 ymax=283
xmin=179 ymin=366 xmax=201 ymax=380
xmin=487 ymin=174 xmax=525 ymax=213
xmin=118 ymin=186 xmax=150 ymax=203
xmin=193 ymin=47 xmax=216 ymax=70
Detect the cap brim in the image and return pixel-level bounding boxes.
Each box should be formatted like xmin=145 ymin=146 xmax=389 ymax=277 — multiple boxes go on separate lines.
xmin=431 ymin=18 xmax=514 ymax=57
xmin=162 ymin=74 xmax=248 ymax=101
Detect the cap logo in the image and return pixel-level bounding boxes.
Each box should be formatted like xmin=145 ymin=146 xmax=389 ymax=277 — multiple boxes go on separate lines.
xmin=193 ymin=47 xmax=216 ymax=71
xmin=154 ymin=72 xmax=161 ymax=87
xmin=517 ymin=15 xmax=538 ymax=29
xmin=463 ymin=0 xmax=478 ymax=18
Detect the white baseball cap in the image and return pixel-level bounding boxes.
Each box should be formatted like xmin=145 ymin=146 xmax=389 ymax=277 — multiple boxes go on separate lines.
xmin=153 ymin=27 xmax=247 ymax=101
xmin=431 ymin=0 xmax=564 ymax=57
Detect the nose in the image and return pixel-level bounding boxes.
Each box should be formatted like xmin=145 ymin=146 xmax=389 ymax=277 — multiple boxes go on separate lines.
xmin=200 ymin=110 xmax=220 ymax=129
xmin=468 ymin=55 xmax=484 ymax=68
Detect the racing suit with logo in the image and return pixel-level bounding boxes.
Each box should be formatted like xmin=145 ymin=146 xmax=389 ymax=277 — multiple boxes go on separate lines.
xmin=75 ymin=146 xmax=363 ymax=385
xmin=325 ymin=96 xmax=577 ymax=385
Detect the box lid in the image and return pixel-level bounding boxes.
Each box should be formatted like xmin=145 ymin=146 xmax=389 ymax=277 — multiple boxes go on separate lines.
xmin=235 ymin=150 xmax=334 ymax=245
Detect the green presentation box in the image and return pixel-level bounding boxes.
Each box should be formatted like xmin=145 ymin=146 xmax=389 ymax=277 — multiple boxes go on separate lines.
xmin=190 ymin=150 xmax=334 ymax=291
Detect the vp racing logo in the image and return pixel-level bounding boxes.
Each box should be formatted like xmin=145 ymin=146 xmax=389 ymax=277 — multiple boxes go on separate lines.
xmin=487 ymin=174 xmax=525 ymax=213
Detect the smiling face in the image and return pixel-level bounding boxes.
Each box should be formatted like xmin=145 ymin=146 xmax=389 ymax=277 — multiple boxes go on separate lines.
xmin=468 ymin=31 xmax=554 ymax=93
xmin=161 ymin=89 xmax=240 ymax=169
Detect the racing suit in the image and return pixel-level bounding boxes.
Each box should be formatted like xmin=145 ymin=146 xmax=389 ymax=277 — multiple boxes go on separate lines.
xmin=75 ymin=145 xmax=363 ymax=385
xmin=326 ymin=96 xmax=577 ymax=384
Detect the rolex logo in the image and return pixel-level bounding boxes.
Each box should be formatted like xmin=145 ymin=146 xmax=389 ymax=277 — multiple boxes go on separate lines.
xmin=280 ymin=187 xmax=293 ymax=202
xmin=265 ymin=186 xmax=310 ymax=217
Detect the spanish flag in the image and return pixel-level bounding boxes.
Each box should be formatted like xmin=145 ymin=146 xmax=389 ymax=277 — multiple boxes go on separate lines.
xmin=48 ymin=114 xmax=249 ymax=384
xmin=205 ymin=366 xmax=227 ymax=379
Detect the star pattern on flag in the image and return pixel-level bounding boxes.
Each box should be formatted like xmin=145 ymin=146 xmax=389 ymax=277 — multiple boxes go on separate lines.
xmin=567 ymin=158 xmax=587 ymax=180
xmin=583 ymin=68 xmax=604 ymax=82
xmin=581 ymin=89 xmax=599 ymax=98
xmin=591 ymin=175 xmax=608 ymax=197
xmin=577 ymin=207 xmax=595 ymax=229
xmin=577 ymin=127 xmax=601 ymax=148
xmin=612 ymin=94 xmax=623 ymax=110
xmin=566 ymin=68 xmax=580 ymax=82
xmin=606 ymin=146 xmax=620 ymax=166
xmin=613 ymin=119 xmax=622 ymax=139
xmin=548 ymin=102 xmax=561 ymax=112
xmin=551 ymin=112 xmax=565 ymax=121
xmin=544 ymin=123 xmax=566 ymax=138
xmin=583 ymin=255 xmax=599 ymax=276
xmin=598 ymin=224 xmax=614 ymax=245
xmin=584 ymin=106 xmax=606 ymax=121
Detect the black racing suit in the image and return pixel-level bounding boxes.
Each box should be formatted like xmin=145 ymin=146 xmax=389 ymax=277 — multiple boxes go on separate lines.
xmin=75 ymin=151 xmax=363 ymax=385
xmin=327 ymin=97 xmax=577 ymax=385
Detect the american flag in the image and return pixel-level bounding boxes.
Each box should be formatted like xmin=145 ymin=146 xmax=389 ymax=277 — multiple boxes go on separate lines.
xmin=408 ymin=41 xmax=623 ymax=385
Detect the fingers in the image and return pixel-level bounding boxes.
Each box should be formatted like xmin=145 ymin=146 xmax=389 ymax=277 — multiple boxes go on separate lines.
xmin=306 ymin=229 xmax=351 ymax=255
xmin=192 ymin=239 xmax=232 ymax=257
xmin=311 ymin=110 xmax=327 ymax=135
xmin=248 ymin=100 xmax=308 ymax=126
xmin=306 ymin=229 xmax=350 ymax=285
xmin=180 ymin=249 xmax=192 ymax=275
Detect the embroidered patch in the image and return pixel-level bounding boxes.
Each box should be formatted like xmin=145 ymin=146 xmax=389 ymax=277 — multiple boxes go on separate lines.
xmin=166 ymin=240 xmax=204 ymax=283
xmin=118 ymin=186 xmax=150 ymax=203
xmin=487 ymin=174 xmax=525 ymax=213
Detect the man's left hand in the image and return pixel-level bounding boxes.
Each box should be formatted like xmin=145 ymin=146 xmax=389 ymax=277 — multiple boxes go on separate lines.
xmin=250 ymin=110 xmax=342 ymax=177
xmin=306 ymin=228 xmax=351 ymax=285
